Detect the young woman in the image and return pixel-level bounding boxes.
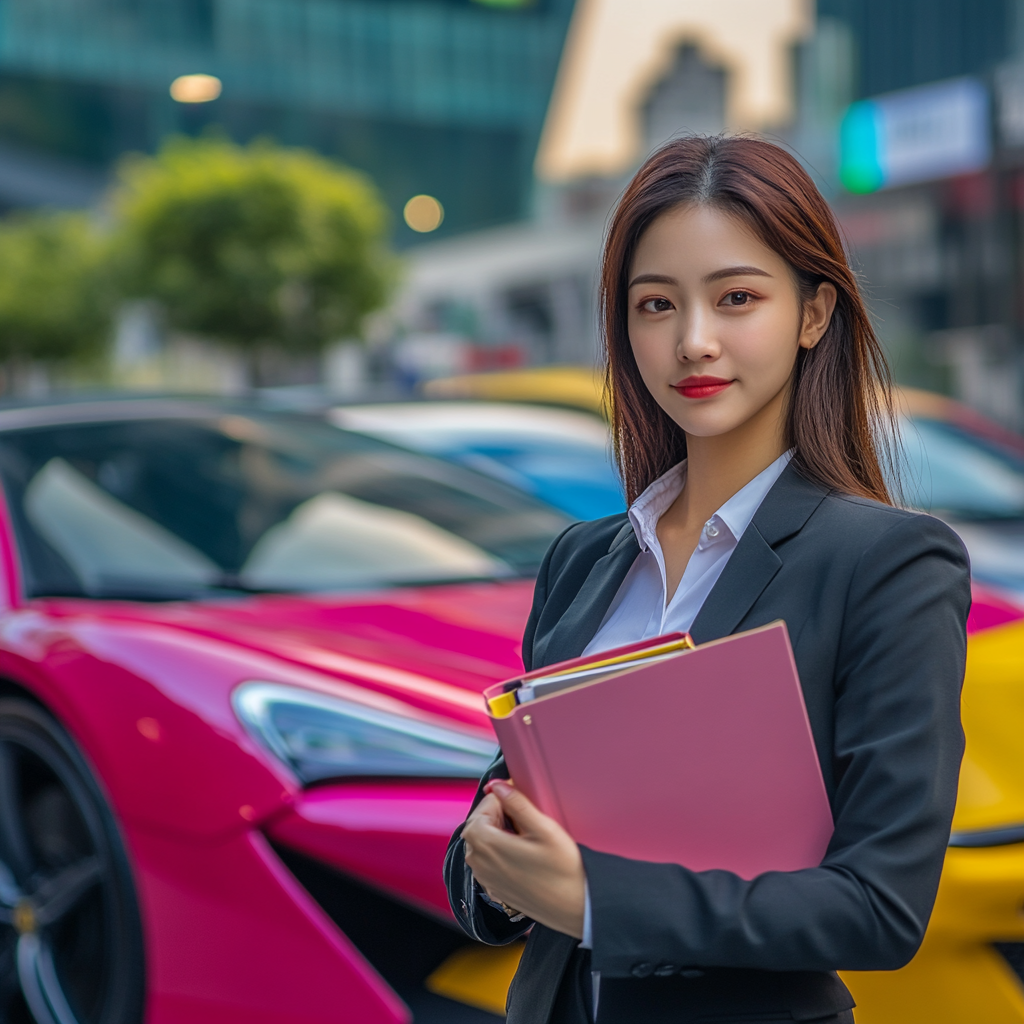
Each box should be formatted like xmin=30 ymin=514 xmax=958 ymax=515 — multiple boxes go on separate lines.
xmin=445 ymin=136 xmax=970 ymax=1024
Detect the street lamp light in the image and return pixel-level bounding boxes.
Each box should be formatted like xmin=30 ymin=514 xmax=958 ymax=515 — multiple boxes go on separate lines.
xmin=403 ymin=195 xmax=444 ymax=232
xmin=170 ymin=74 xmax=222 ymax=103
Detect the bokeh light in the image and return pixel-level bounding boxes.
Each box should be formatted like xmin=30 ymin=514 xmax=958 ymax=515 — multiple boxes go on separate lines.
xmin=403 ymin=195 xmax=444 ymax=233
xmin=170 ymin=74 xmax=223 ymax=104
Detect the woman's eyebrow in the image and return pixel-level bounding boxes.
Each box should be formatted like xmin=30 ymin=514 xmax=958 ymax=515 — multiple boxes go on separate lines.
xmin=628 ymin=266 xmax=773 ymax=288
xmin=703 ymin=265 xmax=772 ymax=284
xmin=628 ymin=273 xmax=677 ymax=288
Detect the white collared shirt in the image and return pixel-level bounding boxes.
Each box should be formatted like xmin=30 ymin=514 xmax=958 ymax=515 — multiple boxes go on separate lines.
xmin=578 ymin=449 xmax=793 ymax=1011
xmin=582 ymin=449 xmax=793 ymax=657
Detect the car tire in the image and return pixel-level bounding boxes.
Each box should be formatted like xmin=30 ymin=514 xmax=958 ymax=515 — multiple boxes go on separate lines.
xmin=0 ymin=697 xmax=144 ymax=1024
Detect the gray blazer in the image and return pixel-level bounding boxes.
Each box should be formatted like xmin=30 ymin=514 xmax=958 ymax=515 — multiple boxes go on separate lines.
xmin=445 ymin=464 xmax=971 ymax=1023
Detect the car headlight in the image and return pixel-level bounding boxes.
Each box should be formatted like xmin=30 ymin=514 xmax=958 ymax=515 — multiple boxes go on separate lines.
xmin=233 ymin=682 xmax=498 ymax=783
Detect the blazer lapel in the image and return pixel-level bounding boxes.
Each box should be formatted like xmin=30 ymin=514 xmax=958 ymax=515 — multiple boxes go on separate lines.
xmin=688 ymin=524 xmax=781 ymax=642
xmin=690 ymin=464 xmax=828 ymax=643
xmin=536 ymin=522 xmax=640 ymax=667
xmin=536 ymin=463 xmax=829 ymax=662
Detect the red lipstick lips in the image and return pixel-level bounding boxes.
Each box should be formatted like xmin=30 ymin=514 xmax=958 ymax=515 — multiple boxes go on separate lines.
xmin=673 ymin=376 xmax=733 ymax=399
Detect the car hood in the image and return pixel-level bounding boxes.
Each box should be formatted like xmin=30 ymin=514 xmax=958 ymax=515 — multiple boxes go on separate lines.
xmin=40 ymin=580 xmax=534 ymax=729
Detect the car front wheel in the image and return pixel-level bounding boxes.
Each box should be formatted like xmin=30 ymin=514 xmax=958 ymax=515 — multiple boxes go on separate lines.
xmin=0 ymin=698 xmax=144 ymax=1024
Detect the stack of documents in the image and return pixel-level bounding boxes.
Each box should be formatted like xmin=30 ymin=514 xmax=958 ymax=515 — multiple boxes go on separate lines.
xmin=483 ymin=621 xmax=833 ymax=878
xmin=487 ymin=633 xmax=695 ymax=717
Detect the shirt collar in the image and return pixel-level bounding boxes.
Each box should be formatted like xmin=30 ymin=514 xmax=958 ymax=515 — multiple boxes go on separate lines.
xmin=628 ymin=450 xmax=794 ymax=553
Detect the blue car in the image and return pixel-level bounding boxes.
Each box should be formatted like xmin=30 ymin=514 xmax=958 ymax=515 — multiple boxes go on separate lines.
xmin=332 ymin=402 xmax=626 ymax=522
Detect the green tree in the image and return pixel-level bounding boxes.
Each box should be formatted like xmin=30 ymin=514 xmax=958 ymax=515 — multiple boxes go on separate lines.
xmin=0 ymin=211 xmax=110 ymax=377
xmin=111 ymin=135 xmax=395 ymax=382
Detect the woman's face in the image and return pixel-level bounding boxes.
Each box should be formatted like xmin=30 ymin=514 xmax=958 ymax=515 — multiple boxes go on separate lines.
xmin=627 ymin=203 xmax=835 ymax=441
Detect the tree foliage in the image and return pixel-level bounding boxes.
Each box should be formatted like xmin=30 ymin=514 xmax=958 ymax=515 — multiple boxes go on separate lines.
xmin=110 ymin=135 xmax=395 ymax=355
xmin=0 ymin=211 xmax=109 ymax=365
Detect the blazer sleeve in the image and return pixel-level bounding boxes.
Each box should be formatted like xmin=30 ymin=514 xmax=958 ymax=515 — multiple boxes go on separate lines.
xmin=582 ymin=512 xmax=971 ymax=975
xmin=443 ymin=521 xmax=581 ymax=943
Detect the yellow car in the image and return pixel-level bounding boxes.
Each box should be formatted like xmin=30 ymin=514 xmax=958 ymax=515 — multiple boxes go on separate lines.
xmin=421 ymin=368 xmax=1024 ymax=1022
xmin=423 ymin=365 xmax=607 ymax=415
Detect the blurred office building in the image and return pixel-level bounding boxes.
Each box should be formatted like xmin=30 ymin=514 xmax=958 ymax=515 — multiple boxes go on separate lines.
xmin=795 ymin=0 xmax=1024 ymax=425
xmin=0 ymin=0 xmax=573 ymax=241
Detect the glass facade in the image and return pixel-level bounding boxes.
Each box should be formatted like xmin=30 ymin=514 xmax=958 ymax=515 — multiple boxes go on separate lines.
xmin=819 ymin=0 xmax=1012 ymax=99
xmin=0 ymin=0 xmax=575 ymax=238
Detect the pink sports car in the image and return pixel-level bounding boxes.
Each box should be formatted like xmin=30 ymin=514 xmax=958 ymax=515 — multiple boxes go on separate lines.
xmin=0 ymin=397 xmax=569 ymax=1024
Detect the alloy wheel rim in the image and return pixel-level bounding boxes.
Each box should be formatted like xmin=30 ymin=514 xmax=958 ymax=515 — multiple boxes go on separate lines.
xmin=0 ymin=734 xmax=112 ymax=1024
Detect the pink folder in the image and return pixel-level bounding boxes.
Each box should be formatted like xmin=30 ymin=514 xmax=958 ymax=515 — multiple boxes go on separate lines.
xmin=485 ymin=621 xmax=833 ymax=879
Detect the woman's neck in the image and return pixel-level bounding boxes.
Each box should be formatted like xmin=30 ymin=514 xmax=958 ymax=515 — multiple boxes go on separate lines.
xmin=661 ymin=385 xmax=789 ymax=540
xmin=655 ymin=387 xmax=789 ymax=602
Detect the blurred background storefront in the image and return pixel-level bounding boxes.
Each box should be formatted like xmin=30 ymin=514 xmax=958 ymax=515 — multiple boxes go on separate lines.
xmin=2 ymin=0 xmax=1024 ymax=425
xmin=805 ymin=0 xmax=1024 ymax=430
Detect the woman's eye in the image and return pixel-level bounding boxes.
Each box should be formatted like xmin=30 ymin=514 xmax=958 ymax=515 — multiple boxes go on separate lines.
xmin=722 ymin=291 xmax=752 ymax=306
xmin=641 ymin=298 xmax=673 ymax=313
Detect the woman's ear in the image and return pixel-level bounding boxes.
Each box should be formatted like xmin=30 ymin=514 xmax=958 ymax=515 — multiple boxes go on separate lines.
xmin=799 ymin=282 xmax=838 ymax=350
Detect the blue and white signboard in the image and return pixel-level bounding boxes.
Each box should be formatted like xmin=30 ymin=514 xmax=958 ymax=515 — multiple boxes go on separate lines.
xmin=840 ymin=77 xmax=990 ymax=193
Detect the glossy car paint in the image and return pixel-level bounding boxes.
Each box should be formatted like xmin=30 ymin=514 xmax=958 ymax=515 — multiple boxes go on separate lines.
xmin=266 ymin=781 xmax=477 ymax=919
xmin=0 ymin=469 xmax=534 ymax=1021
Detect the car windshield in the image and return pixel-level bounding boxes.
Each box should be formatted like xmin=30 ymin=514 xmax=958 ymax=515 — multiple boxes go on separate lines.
xmin=0 ymin=408 xmax=570 ymax=600
xmin=899 ymin=416 xmax=1024 ymax=519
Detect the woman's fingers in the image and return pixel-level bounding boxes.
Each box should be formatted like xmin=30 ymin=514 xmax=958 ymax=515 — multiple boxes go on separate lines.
xmin=463 ymin=793 xmax=512 ymax=877
xmin=465 ymin=792 xmax=506 ymax=833
xmin=462 ymin=778 xmax=586 ymax=937
xmin=487 ymin=779 xmax=557 ymax=840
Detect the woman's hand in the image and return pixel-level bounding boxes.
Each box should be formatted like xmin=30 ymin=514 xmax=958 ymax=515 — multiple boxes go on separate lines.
xmin=462 ymin=779 xmax=586 ymax=939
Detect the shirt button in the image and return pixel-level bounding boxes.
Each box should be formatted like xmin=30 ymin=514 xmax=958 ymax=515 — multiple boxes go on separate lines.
xmin=704 ymin=520 xmax=719 ymax=538
xmin=680 ymin=968 xmax=705 ymax=979
xmin=630 ymin=962 xmax=654 ymax=978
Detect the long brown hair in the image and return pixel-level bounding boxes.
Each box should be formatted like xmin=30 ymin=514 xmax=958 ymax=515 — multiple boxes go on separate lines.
xmin=603 ymin=135 xmax=896 ymax=505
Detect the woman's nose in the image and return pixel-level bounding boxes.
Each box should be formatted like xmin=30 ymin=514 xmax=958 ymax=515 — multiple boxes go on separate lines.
xmin=675 ymin=308 xmax=720 ymax=362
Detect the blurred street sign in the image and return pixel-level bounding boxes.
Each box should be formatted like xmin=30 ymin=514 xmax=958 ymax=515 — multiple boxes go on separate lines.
xmin=840 ymin=77 xmax=990 ymax=193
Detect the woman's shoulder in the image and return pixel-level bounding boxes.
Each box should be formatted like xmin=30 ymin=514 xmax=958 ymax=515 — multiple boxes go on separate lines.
xmin=819 ymin=490 xmax=918 ymax=525
xmin=812 ymin=491 xmax=969 ymax=564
